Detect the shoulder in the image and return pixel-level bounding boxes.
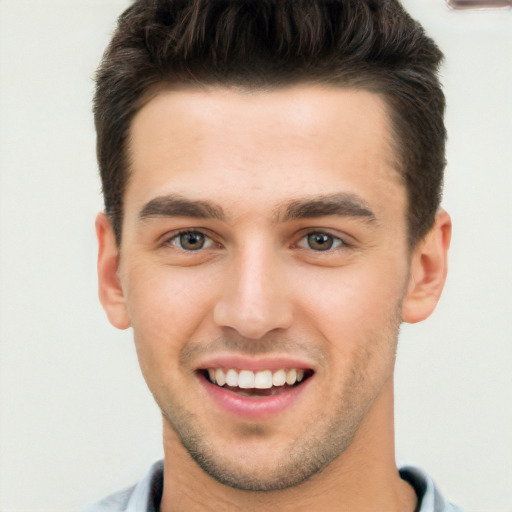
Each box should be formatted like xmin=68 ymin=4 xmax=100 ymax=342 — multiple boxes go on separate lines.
xmin=78 ymin=485 xmax=135 ymax=512
xmin=77 ymin=460 xmax=164 ymax=512
xmin=399 ymin=463 xmax=465 ymax=512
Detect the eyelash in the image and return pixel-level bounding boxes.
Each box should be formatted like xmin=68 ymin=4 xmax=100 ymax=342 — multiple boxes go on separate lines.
xmin=164 ymin=229 xmax=349 ymax=253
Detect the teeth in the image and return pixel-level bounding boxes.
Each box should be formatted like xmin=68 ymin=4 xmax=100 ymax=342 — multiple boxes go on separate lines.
xmin=238 ymin=370 xmax=255 ymax=388
xmin=206 ymin=368 xmax=308 ymax=389
xmin=254 ymin=370 xmax=272 ymax=389
xmin=272 ymin=369 xmax=286 ymax=386
xmin=286 ymin=368 xmax=297 ymax=385
xmin=215 ymin=368 xmax=226 ymax=386
xmin=226 ymin=369 xmax=238 ymax=387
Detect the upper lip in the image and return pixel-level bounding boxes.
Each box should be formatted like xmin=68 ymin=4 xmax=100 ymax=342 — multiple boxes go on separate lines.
xmin=195 ymin=354 xmax=315 ymax=372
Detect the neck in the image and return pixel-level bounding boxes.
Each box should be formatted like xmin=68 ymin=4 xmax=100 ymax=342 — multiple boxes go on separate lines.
xmin=160 ymin=379 xmax=417 ymax=512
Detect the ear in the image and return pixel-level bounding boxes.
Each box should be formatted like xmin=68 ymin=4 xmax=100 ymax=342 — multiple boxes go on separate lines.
xmin=402 ymin=209 xmax=452 ymax=324
xmin=95 ymin=212 xmax=131 ymax=329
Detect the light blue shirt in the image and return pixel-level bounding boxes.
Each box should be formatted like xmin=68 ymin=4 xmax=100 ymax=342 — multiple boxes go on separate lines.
xmin=80 ymin=460 xmax=465 ymax=512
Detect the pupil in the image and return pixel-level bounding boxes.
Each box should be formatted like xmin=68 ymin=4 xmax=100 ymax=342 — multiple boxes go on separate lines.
xmin=308 ymin=233 xmax=333 ymax=251
xmin=180 ymin=232 xmax=204 ymax=250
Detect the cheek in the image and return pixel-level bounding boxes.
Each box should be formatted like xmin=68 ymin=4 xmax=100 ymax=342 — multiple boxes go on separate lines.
xmin=294 ymin=260 xmax=406 ymax=377
xmin=123 ymin=264 xmax=219 ymax=360
xmin=298 ymin=262 xmax=406 ymax=324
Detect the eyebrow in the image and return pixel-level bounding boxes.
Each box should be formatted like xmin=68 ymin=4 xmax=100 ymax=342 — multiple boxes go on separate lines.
xmin=137 ymin=193 xmax=376 ymax=225
xmin=278 ymin=193 xmax=377 ymax=223
xmin=138 ymin=195 xmax=226 ymax=221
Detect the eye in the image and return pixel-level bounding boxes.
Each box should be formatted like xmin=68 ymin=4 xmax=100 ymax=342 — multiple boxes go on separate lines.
xmin=168 ymin=231 xmax=213 ymax=251
xmin=299 ymin=232 xmax=344 ymax=251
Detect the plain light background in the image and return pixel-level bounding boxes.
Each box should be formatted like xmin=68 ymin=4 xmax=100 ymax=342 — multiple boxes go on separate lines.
xmin=0 ymin=1 xmax=511 ymax=511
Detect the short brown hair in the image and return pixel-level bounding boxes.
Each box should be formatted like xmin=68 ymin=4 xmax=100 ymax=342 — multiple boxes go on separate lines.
xmin=94 ymin=0 xmax=446 ymax=246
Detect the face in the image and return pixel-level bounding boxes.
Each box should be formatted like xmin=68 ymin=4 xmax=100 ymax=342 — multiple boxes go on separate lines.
xmin=100 ymin=85 xmax=418 ymax=491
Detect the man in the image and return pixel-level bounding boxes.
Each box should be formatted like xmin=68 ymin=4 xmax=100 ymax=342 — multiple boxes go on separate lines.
xmin=85 ymin=0 xmax=462 ymax=510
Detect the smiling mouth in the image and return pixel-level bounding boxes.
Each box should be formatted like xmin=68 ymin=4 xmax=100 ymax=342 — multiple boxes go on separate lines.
xmin=199 ymin=367 xmax=314 ymax=397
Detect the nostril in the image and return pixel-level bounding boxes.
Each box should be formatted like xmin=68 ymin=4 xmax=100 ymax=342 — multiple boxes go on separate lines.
xmin=212 ymin=277 xmax=294 ymax=339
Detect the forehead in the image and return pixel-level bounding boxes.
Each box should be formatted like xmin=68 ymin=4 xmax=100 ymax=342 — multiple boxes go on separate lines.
xmin=125 ymin=85 xmax=403 ymax=222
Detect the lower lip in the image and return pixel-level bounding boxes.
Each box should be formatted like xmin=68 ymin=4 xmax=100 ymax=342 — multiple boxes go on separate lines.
xmin=198 ymin=373 xmax=312 ymax=419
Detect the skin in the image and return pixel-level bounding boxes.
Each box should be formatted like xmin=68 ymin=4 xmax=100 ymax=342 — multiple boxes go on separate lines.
xmin=96 ymin=85 xmax=451 ymax=511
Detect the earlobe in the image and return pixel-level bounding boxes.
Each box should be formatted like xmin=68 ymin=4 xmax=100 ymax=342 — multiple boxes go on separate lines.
xmin=402 ymin=209 xmax=452 ymax=324
xmin=95 ymin=213 xmax=131 ymax=330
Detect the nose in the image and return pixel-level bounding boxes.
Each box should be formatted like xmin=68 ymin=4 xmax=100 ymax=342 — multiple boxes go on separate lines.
xmin=213 ymin=243 xmax=294 ymax=340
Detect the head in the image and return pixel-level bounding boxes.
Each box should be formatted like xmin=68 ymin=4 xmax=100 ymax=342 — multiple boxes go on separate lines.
xmin=94 ymin=0 xmax=446 ymax=249
xmin=94 ymin=0 xmax=451 ymax=500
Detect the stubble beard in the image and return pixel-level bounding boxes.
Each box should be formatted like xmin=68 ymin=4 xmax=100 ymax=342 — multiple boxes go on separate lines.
xmin=158 ymin=312 xmax=402 ymax=493
xmin=164 ymin=397 xmax=364 ymax=492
